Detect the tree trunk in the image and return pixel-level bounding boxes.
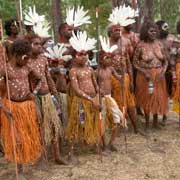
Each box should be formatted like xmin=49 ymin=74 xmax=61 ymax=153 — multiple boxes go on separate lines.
xmin=144 ymin=0 xmax=154 ymax=22
xmin=52 ymin=0 xmax=61 ymax=42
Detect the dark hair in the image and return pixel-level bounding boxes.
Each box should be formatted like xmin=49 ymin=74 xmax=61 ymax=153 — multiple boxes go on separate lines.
xmin=24 ymin=34 xmax=41 ymax=43
xmin=155 ymin=20 xmax=166 ymax=28
xmin=177 ymin=20 xmax=180 ymax=34
xmin=4 ymin=19 xmax=18 ymax=36
xmin=11 ymin=39 xmax=32 ymax=56
xmin=140 ymin=21 xmax=158 ymax=41
xmin=155 ymin=20 xmax=169 ymax=39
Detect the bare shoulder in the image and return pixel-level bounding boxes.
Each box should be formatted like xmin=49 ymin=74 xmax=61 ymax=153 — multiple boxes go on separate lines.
xmin=70 ymin=67 xmax=78 ymax=75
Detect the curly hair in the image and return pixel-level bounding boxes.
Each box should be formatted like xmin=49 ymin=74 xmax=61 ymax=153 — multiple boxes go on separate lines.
xmin=10 ymin=39 xmax=32 ymax=56
xmin=4 ymin=19 xmax=19 ymax=36
xmin=176 ymin=20 xmax=180 ymax=34
xmin=140 ymin=21 xmax=158 ymax=41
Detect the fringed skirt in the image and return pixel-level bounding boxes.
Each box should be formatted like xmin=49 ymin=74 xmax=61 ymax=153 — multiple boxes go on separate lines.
xmin=173 ymin=62 xmax=180 ymax=114
xmin=37 ymin=93 xmax=63 ymax=145
xmin=135 ymin=68 xmax=168 ymax=115
xmin=101 ymin=95 xmax=126 ymax=135
xmin=0 ymin=99 xmax=42 ymax=164
xmin=58 ymin=92 xmax=68 ymax=127
xmin=112 ymin=73 xmax=135 ymax=112
xmin=66 ymin=96 xmax=100 ymax=144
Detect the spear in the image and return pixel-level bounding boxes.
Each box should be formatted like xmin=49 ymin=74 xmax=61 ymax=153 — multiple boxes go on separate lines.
xmin=119 ymin=29 xmax=128 ymax=153
xmin=95 ymin=4 xmax=103 ymax=162
xmin=0 ymin=19 xmax=19 ymax=180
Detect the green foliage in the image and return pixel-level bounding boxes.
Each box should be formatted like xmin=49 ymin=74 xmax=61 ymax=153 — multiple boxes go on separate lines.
xmin=0 ymin=0 xmax=180 ymax=35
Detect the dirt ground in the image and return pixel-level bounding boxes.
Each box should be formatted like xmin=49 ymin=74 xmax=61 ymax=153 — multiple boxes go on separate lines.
xmin=0 ymin=110 xmax=180 ymax=180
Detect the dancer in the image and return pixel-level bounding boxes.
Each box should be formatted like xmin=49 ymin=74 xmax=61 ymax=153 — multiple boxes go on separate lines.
xmin=133 ymin=21 xmax=168 ymax=131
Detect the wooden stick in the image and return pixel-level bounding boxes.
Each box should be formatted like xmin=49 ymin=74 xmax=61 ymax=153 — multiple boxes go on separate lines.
xmin=0 ymin=19 xmax=19 ymax=180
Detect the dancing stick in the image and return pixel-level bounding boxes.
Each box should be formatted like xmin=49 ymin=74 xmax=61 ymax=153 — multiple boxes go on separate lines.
xmin=0 ymin=19 xmax=19 ymax=180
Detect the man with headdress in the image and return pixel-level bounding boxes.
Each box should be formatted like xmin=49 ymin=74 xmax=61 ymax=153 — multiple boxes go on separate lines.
xmin=24 ymin=7 xmax=67 ymax=165
xmin=66 ymin=31 xmax=101 ymax=163
xmin=107 ymin=5 xmax=138 ymax=133
xmin=96 ymin=36 xmax=127 ymax=152
xmin=52 ymin=6 xmax=92 ymax=125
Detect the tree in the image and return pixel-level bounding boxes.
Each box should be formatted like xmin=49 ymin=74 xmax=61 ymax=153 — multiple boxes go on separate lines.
xmin=52 ymin=0 xmax=62 ymax=42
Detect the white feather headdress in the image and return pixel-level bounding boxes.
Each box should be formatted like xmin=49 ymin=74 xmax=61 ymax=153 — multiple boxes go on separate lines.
xmin=24 ymin=5 xmax=51 ymax=38
xmin=44 ymin=44 xmax=72 ymax=62
xmin=66 ymin=6 xmax=91 ymax=27
xmin=69 ymin=31 xmax=97 ymax=52
xmin=33 ymin=22 xmax=51 ymax=38
xmin=99 ymin=36 xmax=118 ymax=53
xmin=108 ymin=5 xmax=139 ymax=27
xmin=24 ymin=6 xmax=45 ymax=26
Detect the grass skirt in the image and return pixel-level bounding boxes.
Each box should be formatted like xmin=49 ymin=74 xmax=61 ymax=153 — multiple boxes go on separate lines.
xmin=173 ymin=62 xmax=180 ymax=114
xmin=66 ymin=96 xmax=100 ymax=144
xmin=135 ymin=68 xmax=168 ymax=114
xmin=58 ymin=92 xmax=68 ymax=127
xmin=38 ymin=93 xmax=63 ymax=145
xmin=112 ymin=73 xmax=135 ymax=111
xmin=0 ymin=99 xmax=42 ymax=164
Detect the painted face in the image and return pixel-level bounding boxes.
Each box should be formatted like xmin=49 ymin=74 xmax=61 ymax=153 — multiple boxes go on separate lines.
xmin=148 ymin=27 xmax=157 ymax=41
xmin=100 ymin=52 xmax=111 ymax=67
xmin=75 ymin=51 xmax=87 ymax=66
xmin=61 ymin=24 xmax=74 ymax=39
xmin=10 ymin=21 xmax=19 ymax=35
xmin=162 ymin=23 xmax=169 ymax=32
xmin=109 ymin=25 xmax=122 ymax=39
xmin=32 ymin=38 xmax=43 ymax=55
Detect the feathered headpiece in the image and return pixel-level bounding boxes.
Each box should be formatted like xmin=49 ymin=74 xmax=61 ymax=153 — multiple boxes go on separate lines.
xmin=66 ymin=6 xmax=91 ymax=27
xmin=108 ymin=5 xmax=139 ymax=27
xmin=44 ymin=44 xmax=72 ymax=62
xmin=100 ymin=36 xmax=118 ymax=53
xmin=24 ymin=6 xmax=45 ymax=26
xmin=24 ymin=5 xmax=51 ymax=38
xmin=33 ymin=22 xmax=51 ymax=38
xmin=69 ymin=31 xmax=97 ymax=53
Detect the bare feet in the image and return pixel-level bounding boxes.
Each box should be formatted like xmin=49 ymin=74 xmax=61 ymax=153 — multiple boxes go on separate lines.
xmin=107 ymin=144 xmax=118 ymax=152
xmin=19 ymin=173 xmax=28 ymax=180
xmin=55 ymin=157 xmax=69 ymax=165
xmin=68 ymin=154 xmax=80 ymax=165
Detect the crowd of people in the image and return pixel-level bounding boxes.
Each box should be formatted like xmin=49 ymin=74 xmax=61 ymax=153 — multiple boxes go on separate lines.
xmin=0 ymin=4 xmax=179 ymax=180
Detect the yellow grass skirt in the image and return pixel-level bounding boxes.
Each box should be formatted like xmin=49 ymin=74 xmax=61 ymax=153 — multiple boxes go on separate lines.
xmin=0 ymin=99 xmax=42 ymax=164
xmin=66 ymin=96 xmax=100 ymax=144
xmin=173 ymin=62 xmax=180 ymax=102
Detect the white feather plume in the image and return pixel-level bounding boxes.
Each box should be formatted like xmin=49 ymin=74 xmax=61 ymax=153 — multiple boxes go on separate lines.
xmin=24 ymin=6 xmax=45 ymax=26
xmin=44 ymin=44 xmax=72 ymax=62
xmin=108 ymin=5 xmax=139 ymax=26
xmin=99 ymin=36 xmax=118 ymax=53
xmin=33 ymin=22 xmax=51 ymax=38
xmin=69 ymin=31 xmax=97 ymax=52
xmin=66 ymin=6 xmax=91 ymax=27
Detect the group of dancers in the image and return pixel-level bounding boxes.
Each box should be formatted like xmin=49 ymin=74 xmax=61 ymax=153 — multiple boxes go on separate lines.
xmin=0 ymin=4 xmax=179 ymax=179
